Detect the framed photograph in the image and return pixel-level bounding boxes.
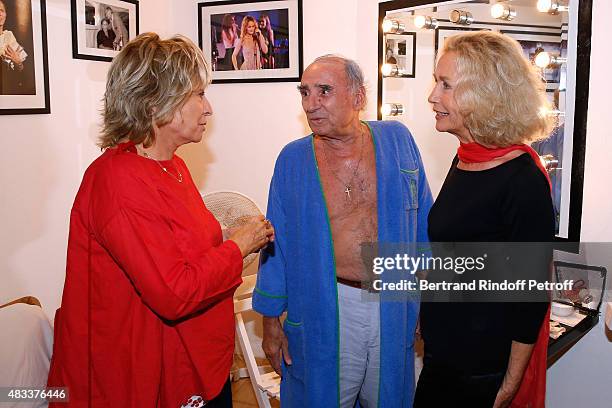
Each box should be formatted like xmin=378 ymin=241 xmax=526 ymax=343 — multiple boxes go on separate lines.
xmin=384 ymin=32 xmax=416 ymax=78
xmin=0 ymin=0 xmax=50 ymax=115
xmin=71 ymin=0 xmax=139 ymax=62
xmin=198 ymin=0 xmax=303 ymax=83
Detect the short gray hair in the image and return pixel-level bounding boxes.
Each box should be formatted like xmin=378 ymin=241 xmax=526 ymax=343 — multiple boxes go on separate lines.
xmin=313 ymin=54 xmax=367 ymax=109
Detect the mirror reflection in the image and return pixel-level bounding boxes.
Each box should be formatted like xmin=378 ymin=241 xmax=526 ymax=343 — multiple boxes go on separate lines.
xmin=379 ymin=0 xmax=581 ymax=239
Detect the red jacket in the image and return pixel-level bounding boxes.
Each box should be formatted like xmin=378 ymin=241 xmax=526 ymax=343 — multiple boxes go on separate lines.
xmin=48 ymin=142 xmax=243 ymax=406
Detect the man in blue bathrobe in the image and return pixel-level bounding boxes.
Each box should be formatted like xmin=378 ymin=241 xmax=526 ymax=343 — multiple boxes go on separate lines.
xmin=253 ymin=55 xmax=432 ymax=407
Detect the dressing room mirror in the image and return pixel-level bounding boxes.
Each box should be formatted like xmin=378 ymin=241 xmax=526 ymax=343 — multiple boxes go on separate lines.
xmin=377 ymin=0 xmax=592 ymax=244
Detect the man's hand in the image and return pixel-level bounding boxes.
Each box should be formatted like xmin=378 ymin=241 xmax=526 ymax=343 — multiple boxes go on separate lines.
xmin=262 ymin=316 xmax=292 ymax=375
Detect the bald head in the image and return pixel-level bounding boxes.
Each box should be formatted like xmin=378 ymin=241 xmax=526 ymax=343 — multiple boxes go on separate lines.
xmin=307 ymin=55 xmax=367 ymax=110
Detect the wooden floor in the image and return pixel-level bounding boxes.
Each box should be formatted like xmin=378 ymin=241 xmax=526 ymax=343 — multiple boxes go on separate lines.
xmin=230 ymin=355 xmax=280 ymax=408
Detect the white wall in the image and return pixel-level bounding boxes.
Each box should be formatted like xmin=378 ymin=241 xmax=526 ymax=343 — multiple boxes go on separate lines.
xmin=2 ymin=0 xmax=105 ymax=314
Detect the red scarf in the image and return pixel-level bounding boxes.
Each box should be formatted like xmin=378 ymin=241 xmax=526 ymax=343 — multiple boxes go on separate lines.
xmin=457 ymin=142 xmax=551 ymax=190
xmin=458 ymin=142 xmax=551 ymax=408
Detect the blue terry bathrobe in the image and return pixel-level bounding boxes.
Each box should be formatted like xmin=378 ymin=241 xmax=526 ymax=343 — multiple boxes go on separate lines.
xmin=253 ymin=120 xmax=433 ymax=407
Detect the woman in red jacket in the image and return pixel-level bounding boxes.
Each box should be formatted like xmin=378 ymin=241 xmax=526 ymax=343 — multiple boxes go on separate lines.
xmin=47 ymin=33 xmax=274 ymax=407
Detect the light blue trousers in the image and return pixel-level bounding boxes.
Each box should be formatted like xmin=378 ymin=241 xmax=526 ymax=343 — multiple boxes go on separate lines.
xmin=338 ymin=283 xmax=380 ymax=408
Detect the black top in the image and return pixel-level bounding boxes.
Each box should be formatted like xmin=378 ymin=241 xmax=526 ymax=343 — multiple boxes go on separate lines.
xmin=97 ymin=29 xmax=116 ymax=49
xmin=421 ymin=153 xmax=554 ymax=374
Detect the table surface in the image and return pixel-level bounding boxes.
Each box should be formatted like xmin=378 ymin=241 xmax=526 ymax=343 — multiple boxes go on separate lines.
xmin=548 ymin=314 xmax=599 ymax=367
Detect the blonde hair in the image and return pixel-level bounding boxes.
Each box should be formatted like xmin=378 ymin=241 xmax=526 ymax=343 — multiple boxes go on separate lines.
xmin=99 ymin=33 xmax=211 ymax=149
xmin=442 ymin=31 xmax=553 ymax=146
xmin=240 ymin=15 xmax=257 ymax=40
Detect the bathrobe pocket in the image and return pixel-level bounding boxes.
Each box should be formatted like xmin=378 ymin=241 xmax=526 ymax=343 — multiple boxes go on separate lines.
xmin=400 ymin=169 xmax=419 ymax=234
xmin=282 ymin=319 xmax=305 ymax=381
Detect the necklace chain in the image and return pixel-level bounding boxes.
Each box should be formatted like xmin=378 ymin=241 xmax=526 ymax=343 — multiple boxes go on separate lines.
xmin=138 ymin=147 xmax=183 ymax=183
xmin=320 ymin=127 xmax=365 ymax=200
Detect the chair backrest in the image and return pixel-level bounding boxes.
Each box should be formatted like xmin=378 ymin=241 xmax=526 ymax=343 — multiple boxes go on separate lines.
xmin=234 ymin=274 xmax=257 ymax=313
xmin=233 ymin=274 xmax=280 ymax=407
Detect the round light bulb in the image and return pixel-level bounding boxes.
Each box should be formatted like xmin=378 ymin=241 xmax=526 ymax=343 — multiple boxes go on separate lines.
xmin=382 ymin=19 xmax=404 ymax=34
xmin=450 ymin=10 xmax=474 ymax=25
xmin=414 ymin=15 xmax=426 ymax=29
xmin=490 ymin=4 xmax=516 ymax=20
xmin=381 ymin=103 xmax=404 ymax=116
xmin=450 ymin=10 xmax=461 ymax=23
xmin=381 ymin=63 xmax=399 ymax=77
xmin=535 ymin=51 xmax=552 ymax=68
xmin=382 ymin=19 xmax=394 ymax=33
xmin=537 ymin=0 xmax=553 ymax=12
xmin=381 ymin=104 xmax=393 ymax=116
xmin=491 ymin=4 xmax=505 ymax=19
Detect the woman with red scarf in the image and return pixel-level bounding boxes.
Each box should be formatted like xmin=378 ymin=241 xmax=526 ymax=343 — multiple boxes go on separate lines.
xmin=414 ymin=31 xmax=554 ymax=408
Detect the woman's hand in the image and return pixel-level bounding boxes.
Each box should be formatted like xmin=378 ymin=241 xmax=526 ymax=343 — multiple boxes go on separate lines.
xmin=4 ymin=45 xmax=24 ymax=70
xmin=492 ymin=383 xmax=518 ymax=408
xmin=492 ymin=340 xmax=535 ymax=407
xmin=228 ymin=215 xmax=274 ymax=258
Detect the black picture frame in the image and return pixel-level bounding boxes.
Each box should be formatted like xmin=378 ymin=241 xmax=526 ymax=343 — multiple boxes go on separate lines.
xmin=198 ymin=0 xmax=303 ymax=84
xmin=0 ymin=0 xmax=50 ymax=115
xmin=384 ymin=31 xmax=417 ymax=78
xmin=70 ymin=0 xmax=139 ymax=62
